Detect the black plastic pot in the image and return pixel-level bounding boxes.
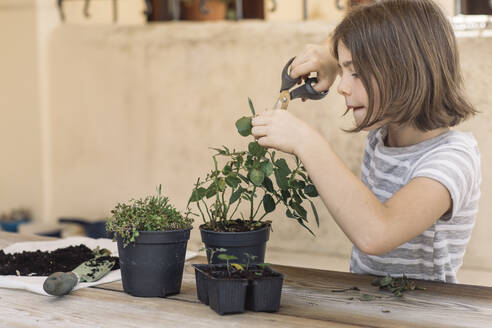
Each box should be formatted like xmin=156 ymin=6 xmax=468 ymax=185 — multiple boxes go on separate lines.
xmin=117 ymin=228 xmax=191 ymax=297
xmin=193 ymin=264 xmax=284 ymax=314
xmin=208 ymin=274 xmax=249 ymax=315
xmin=193 ymin=264 xmax=211 ymax=305
xmin=200 ymin=224 xmax=270 ymax=264
xmin=246 ymin=266 xmax=284 ymax=312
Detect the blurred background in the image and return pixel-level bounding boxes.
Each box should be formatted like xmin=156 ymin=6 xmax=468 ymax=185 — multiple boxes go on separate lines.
xmin=1 ymin=0 xmax=491 ymax=284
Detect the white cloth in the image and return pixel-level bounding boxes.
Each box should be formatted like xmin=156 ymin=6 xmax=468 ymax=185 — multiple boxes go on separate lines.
xmin=0 ymin=237 xmax=197 ymax=296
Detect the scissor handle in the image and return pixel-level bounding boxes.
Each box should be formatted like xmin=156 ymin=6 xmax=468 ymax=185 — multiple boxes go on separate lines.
xmin=281 ymin=57 xmax=301 ymax=91
xmin=290 ymin=77 xmax=328 ymax=101
xmin=281 ymin=57 xmax=328 ymax=101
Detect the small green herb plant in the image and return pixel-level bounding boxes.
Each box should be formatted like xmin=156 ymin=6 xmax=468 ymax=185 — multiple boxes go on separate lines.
xmin=106 ymin=185 xmax=193 ymax=247
xmin=186 ymin=98 xmax=320 ymax=234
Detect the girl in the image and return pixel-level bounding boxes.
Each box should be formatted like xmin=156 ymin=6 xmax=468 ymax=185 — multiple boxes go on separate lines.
xmin=251 ymin=0 xmax=480 ymax=283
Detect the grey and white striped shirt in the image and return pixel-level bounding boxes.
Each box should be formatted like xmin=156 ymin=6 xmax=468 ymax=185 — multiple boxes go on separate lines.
xmin=350 ymin=126 xmax=481 ymax=283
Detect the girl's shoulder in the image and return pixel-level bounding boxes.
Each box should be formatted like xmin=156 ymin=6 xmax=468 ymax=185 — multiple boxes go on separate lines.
xmin=366 ymin=126 xmax=479 ymax=156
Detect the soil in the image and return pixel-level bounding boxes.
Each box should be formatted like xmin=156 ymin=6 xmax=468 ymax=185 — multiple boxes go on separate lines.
xmin=0 ymin=244 xmax=120 ymax=276
xmin=202 ymin=264 xmax=281 ymax=280
xmin=201 ymin=219 xmax=270 ymax=233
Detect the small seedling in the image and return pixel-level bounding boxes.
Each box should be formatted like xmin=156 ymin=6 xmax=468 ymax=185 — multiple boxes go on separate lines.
xmin=199 ymin=247 xmax=227 ymax=264
xmin=217 ymin=254 xmax=239 ymax=277
xmin=243 ymin=253 xmax=258 ymax=271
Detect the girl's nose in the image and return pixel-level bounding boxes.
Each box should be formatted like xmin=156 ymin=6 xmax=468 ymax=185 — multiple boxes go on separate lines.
xmin=337 ymin=75 xmax=351 ymax=97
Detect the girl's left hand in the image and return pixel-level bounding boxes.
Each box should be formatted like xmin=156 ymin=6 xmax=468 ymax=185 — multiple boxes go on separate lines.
xmin=251 ymin=110 xmax=316 ymax=155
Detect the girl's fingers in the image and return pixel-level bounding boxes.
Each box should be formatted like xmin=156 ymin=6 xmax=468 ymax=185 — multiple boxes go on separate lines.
xmin=251 ymin=126 xmax=268 ymax=138
xmin=289 ymin=61 xmax=320 ymax=82
xmin=252 ymin=112 xmax=273 ymax=126
xmin=256 ymin=136 xmax=277 ymax=150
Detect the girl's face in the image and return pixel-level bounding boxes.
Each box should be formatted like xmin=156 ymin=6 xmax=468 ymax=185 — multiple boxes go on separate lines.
xmin=336 ymin=42 xmax=382 ymax=130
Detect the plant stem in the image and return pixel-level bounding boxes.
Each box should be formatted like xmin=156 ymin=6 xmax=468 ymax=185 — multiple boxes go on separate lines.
xmin=201 ymin=199 xmax=212 ymax=224
xmin=196 ymin=200 xmax=207 ymax=224
xmin=228 ymin=198 xmax=242 ymax=221
xmin=249 ymin=186 xmax=256 ymax=220
xmin=221 ymin=189 xmax=227 ymax=222
xmin=212 ymin=156 xmax=221 ymax=220
xmin=253 ymin=198 xmax=263 ymax=218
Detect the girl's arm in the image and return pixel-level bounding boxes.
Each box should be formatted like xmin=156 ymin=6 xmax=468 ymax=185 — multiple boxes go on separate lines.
xmin=251 ymin=111 xmax=451 ymax=255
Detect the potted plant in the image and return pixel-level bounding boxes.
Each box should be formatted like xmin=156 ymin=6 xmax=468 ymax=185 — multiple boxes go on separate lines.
xmin=193 ymin=251 xmax=284 ymax=315
xmin=106 ymin=185 xmax=193 ymax=297
xmin=186 ymin=98 xmax=320 ymax=265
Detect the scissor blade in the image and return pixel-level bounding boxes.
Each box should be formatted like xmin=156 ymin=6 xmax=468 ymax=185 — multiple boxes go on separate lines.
xmin=273 ymin=98 xmax=283 ymax=110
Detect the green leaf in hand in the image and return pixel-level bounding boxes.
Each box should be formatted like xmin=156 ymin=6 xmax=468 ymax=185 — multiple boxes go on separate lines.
xmin=236 ymin=117 xmax=252 ymax=137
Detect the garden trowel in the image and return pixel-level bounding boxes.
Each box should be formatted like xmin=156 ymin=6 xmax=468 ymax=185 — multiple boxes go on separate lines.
xmin=43 ymin=247 xmax=115 ymax=296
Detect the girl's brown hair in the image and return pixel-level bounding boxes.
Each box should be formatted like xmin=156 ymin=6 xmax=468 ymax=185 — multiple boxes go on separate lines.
xmin=332 ymin=0 xmax=476 ymax=132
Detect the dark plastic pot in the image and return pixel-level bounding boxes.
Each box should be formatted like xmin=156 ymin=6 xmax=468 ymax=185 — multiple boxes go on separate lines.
xmin=208 ymin=274 xmax=249 ymax=315
xmin=117 ymin=228 xmax=191 ymax=297
xmin=58 ymin=217 xmax=110 ymax=239
xmin=200 ymin=224 xmax=270 ymax=264
xmin=193 ymin=264 xmax=210 ymax=305
xmin=246 ymin=266 xmax=284 ymax=312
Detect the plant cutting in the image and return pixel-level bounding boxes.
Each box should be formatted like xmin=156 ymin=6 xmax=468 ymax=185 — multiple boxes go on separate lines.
xmin=192 ymin=250 xmax=284 ymax=315
xmin=187 ymin=98 xmax=320 ymax=264
xmin=106 ymin=185 xmax=193 ymax=297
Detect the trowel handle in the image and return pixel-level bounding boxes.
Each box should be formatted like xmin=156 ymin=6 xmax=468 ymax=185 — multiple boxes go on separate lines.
xmin=43 ymin=272 xmax=78 ymax=296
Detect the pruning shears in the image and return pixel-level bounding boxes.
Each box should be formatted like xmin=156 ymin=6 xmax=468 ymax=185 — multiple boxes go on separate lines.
xmin=273 ymin=57 xmax=328 ymax=110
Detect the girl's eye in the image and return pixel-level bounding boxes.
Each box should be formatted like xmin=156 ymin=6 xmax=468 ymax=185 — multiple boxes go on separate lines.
xmin=351 ymin=73 xmax=359 ymax=78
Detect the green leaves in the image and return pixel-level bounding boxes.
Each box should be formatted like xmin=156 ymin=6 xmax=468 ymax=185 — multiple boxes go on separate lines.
xmin=248 ymin=97 xmax=256 ymax=116
xmin=218 ymin=254 xmax=238 ymax=261
xmin=225 ymin=174 xmax=241 ymax=188
xmin=235 ymin=116 xmax=252 ymax=137
xmin=248 ymin=168 xmax=265 ymax=186
xmin=263 ymin=194 xmax=275 ymax=213
xmin=106 ymin=185 xmax=193 ymax=247
xmin=260 ymin=161 xmax=273 ymax=177
xmin=248 ymin=141 xmax=267 ymax=158
xmin=187 ymin=97 xmax=322 ymax=234
xmin=229 ymin=187 xmax=243 ymax=204
xmin=304 ymin=184 xmax=318 ymax=197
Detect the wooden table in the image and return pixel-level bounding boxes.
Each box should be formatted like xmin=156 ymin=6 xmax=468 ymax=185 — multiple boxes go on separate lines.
xmin=1 ymin=231 xmax=492 ymax=328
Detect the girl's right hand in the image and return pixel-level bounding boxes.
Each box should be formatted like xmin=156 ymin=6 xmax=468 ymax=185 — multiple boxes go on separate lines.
xmin=289 ymin=43 xmax=339 ymax=93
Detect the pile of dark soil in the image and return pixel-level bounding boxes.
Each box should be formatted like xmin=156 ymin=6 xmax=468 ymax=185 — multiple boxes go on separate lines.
xmin=201 ymin=219 xmax=270 ymax=233
xmin=0 ymin=245 xmax=119 ymax=276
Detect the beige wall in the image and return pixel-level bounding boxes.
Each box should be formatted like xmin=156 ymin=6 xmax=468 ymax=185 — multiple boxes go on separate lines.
xmin=1 ymin=1 xmax=490 ymax=276
xmin=0 ymin=0 xmax=43 ymax=220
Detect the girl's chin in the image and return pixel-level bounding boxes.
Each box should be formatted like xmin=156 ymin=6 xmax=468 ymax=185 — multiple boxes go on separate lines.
xmin=352 ymin=107 xmax=367 ymax=125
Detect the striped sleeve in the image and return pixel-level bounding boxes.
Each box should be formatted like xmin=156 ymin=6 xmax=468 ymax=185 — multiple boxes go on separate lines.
xmin=411 ymin=142 xmax=480 ymax=220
